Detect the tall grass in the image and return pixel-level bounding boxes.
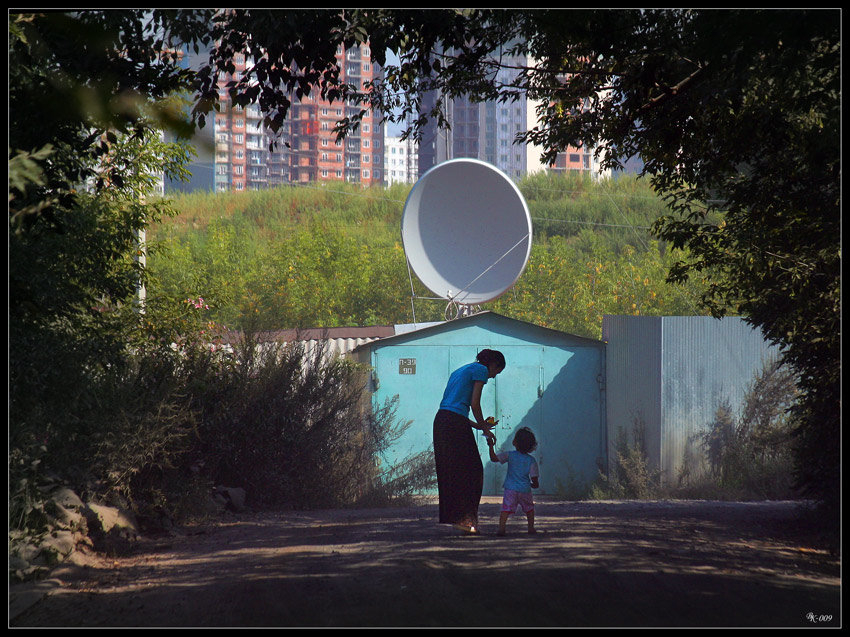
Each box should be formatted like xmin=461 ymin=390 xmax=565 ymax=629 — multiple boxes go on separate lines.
xmin=9 ymin=329 xmax=434 ymax=548
xmin=147 ymin=175 xmax=698 ymax=334
xmin=153 ymin=181 xmax=410 ymax=245
xmin=589 ymin=359 xmax=800 ymax=501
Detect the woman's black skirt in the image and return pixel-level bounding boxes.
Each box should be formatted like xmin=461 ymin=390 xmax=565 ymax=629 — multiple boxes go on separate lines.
xmin=433 ymin=409 xmax=483 ymax=527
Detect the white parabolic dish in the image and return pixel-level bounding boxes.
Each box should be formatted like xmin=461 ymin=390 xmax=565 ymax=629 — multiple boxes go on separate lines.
xmin=401 ymin=158 xmax=533 ymax=305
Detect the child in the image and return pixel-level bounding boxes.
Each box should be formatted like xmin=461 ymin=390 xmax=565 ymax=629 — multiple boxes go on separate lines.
xmin=487 ymin=427 xmax=540 ymax=535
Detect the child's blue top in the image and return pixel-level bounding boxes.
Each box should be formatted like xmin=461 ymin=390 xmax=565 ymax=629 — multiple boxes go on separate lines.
xmin=495 ymin=450 xmax=540 ymax=493
xmin=439 ymin=361 xmax=489 ymax=417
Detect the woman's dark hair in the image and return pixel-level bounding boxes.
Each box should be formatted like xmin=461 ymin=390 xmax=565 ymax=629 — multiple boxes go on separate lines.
xmin=476 ymin=349 xmax=506 ymax=370
xmin=513 ymin=427 xmax=538 ymax=454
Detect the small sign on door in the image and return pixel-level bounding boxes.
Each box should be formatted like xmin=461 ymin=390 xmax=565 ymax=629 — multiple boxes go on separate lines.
xmin=399 ymin=358 xmax=416 ymax=375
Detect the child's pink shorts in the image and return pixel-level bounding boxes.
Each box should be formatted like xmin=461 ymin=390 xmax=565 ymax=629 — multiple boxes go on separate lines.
xmin=501 ymin=489 xmax=534 ymax=514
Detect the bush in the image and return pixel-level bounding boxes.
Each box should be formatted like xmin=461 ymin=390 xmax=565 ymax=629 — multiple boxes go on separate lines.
xmin=590 ymin=415 xmax=662 ymax=500
xmin=10 ymin=319 xmax=427 ymax=550
xmin=176 ymin=332 xmax=430 ymax=510
xmin=589 ymin=359 xmax=800 ymax=502
xmin=697 ymin=359 xmax=799 ymax=500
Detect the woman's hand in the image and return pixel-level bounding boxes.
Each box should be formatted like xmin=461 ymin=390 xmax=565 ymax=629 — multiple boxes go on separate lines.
xmin=483 ymin=416 xmax=497 ymax=445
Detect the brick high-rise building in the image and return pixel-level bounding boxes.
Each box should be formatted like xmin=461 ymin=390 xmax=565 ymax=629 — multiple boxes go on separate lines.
xmin=206 ymin=43 xmax=384 ymax=192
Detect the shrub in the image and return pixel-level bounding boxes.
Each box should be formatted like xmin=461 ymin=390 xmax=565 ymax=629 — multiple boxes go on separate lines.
xmin=698 ymin=359 xmax=799 ymax=499
xmin=590 ymin=415 xmax=662 ymax=500
xmin=180 ymin=332 xmax=429 ymax=510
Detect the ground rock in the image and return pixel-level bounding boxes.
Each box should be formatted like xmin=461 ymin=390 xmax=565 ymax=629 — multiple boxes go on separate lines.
xmin=214 ymin=486 xmax=247 ymax=512
xmin=83 ymin=502 xmax=141 ymax=554
xmin=47 ymin=500 xmax=87 ymax=533
xmin=38 ymin=529 xmax=78 ymax=565
xmin=50 ymin=487 xmax=85 ymax=511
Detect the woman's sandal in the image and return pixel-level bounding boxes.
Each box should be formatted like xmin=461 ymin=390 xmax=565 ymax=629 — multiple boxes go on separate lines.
xmin=453 ymin=523 xmax=480 ymax=535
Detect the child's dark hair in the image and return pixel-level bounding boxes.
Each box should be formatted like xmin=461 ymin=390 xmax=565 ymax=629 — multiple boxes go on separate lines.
xmin=476 ymin=349 xmax=506 ymax=370
xmin=513 ymin=427 xmax=537 ymax=454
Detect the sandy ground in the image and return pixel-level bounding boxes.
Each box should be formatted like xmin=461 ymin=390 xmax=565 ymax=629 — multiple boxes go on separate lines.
xmin=9 ymin=497 xmax=840 ymax=628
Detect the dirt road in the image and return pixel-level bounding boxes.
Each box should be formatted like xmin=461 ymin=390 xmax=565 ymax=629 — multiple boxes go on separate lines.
xmin=9 ymin=497 xmax=840 ymax=628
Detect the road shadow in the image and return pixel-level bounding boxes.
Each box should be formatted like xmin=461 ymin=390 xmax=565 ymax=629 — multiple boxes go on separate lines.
xmin=11 ymin=499 xmax=840 ymax=628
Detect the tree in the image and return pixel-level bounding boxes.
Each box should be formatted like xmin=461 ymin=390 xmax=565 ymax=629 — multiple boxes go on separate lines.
xmin=179 ymin=9 xmax=839 ymax=515
xmin=9 ymin=12 xmax=201 ymax=524
xmin=9 ymin=11 xmax=201 ymax=339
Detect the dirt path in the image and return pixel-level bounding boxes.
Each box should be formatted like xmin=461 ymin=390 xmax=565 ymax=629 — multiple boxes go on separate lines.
xmin=9 ymin=498 xmax=840 ymax=628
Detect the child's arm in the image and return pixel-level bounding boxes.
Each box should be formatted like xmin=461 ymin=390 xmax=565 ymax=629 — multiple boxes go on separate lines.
xmin=530 ymin=459 xmax=540 ymax=488
xmin=487 ymin=437 xmax=499 ymax=463
xmin=530 ymin=476 xmax=539 ymax=489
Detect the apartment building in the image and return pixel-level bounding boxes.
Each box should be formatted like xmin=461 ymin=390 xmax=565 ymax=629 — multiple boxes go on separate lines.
xmin=384 ymin=135 xmax=419 ymax=185
xmin=417 ymin=47 xmax=613 ymax=182
xmin=175 ymin=44 xmax=384 ymax=194
xmin=417 ymin=47 xmax=535 ymax=182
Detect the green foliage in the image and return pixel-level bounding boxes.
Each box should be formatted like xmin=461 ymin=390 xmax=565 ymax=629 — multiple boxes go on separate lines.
xmin=167 ymin=335 xmax=430 ymax=510
xmin=11 ymin=10 xmax=837 ymax=547
xmin=8 ymin=10 xmax=431 ymax=548
xmin=148 ymin=175 xmax=711 ymax=337
xmin=698 ymin=360 xmax=799 ymax=500
xmin=591 ymin=359 xmax=800 ymax=502
xmin=193 ymin=7 xmax=833 ymax=514
xmin=590 ymin=416 xmax=661 ymax=500
xmin=9 ymin=438 xmax=53 ymax=533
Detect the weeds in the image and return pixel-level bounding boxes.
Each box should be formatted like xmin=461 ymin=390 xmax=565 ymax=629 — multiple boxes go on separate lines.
xmin=590 ymin=415 xmax=662 ymax=500
xmin=9 ymin=326 xmax=428 ymax=549
xmin=697 ymin=359 xmax=798 ymax=500
xmin=590 ymin=359 xmax=800 ymax=501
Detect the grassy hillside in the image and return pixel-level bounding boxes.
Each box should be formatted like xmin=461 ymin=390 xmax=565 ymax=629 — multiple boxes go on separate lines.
xmin=147 ymin=172 xmax=713 ymax=338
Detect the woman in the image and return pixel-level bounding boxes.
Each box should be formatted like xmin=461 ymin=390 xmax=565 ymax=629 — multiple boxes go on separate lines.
xmin=433 ymin=349 xmax=505 ymax=535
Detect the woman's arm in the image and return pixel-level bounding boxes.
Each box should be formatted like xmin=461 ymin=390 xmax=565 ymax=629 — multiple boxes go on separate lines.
xmin=469 ymin=381 xmax=487 ymax=429
xmin=469 ymin=381 xmax=496 ymax=443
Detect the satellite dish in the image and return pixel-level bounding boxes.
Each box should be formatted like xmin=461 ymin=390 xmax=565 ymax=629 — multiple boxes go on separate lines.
xmin=401 ymin=158 xmax=532 ymax=306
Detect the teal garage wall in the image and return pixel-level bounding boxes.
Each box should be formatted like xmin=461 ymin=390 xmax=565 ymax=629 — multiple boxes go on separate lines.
xmin=353 ymin=312 xmax=607 ymax=497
